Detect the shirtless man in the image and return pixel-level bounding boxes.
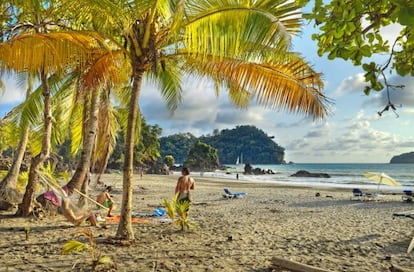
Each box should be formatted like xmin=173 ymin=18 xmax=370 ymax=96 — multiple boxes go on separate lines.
xmin=175 ymin=167 xmax=195 ymax=203
xmin=96 ymin=186 xmax=115 ymax=217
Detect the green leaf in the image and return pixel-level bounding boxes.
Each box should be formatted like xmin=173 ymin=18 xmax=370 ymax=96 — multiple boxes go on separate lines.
xmin=372 ymin=81 xmax=384 ymax=91
xmin=327 ymin=49 xmax=337 ymax=60
xmin=334 ymin=28 xmax=344 ymax=38
xmin=360 ymin=45 xmax=372 ymax=57
xmin=365 ymin=33 xmax=374 ymax=43
xmin=363 ymin=86 xmax=371 ymax=96
xmin=62 ymin=240 xmax=91 ymax=255
xmin=398 ymin=8 xmax=414 ymax=25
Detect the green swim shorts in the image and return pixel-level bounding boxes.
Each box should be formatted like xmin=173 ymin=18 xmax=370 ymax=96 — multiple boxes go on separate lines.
xmin=97 ymin=201 xmax=112 ymax=209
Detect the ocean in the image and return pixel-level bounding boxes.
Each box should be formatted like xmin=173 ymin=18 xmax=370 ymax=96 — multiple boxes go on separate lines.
xmin=191 ymin=163 xmax=414 ymax=192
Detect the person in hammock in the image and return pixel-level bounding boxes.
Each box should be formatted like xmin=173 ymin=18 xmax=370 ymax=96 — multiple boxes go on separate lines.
xmin=40 ymin=183 xmax=99 ymax=227
xmin=60 ymin=197 xmax=99 ymax=227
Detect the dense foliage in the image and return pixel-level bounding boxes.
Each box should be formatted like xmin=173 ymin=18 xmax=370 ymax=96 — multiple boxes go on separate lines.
xmin=106 ymin=118 xmax=162 ymax=170
xmin=159 ymin=133 xmax=198 ymax=164
xmin=184 ymin=141 xmax=219 ymax=171
xmin=301 ymin=0 xmax=414 ymax=102
xmin=160 ymin=125 xmax=285 ymax=165
xmin=200 ymin=125 xmax=285 ymax=164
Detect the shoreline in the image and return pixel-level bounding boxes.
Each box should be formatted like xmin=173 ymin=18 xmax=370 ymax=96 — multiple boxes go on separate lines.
xmin=1 ymin=173 xmax=414 ymax=271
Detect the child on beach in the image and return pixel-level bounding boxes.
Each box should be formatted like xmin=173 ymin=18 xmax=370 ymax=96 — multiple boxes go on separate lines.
xmin=96 ymin=186 xmax=115 ymax=217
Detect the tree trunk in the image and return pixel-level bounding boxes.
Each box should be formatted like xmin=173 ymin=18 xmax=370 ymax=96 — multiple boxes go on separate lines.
xmin=0 ymin=76 xmax=34 ymax=206
xmin=94 ymin=87 xmax=112 ymax=185
xmin=116 ymin=71 xmax=143 ymax=240
xmin=0 ymin=126 xmax=29 ymax=204
xmin=16 ymin=71 xmax=52 ymax=216
xmin=66 ymin=88 xmax=100 ymax=195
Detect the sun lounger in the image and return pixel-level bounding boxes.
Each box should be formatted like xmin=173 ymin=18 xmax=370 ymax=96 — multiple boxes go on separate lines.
xmin=402 ymin=190 xmax=413 ymax=203
xmin=223 ymin=188 xmax=247 ymax=199
xmin=350 ymin=188 xmax=378 ymax=201
xmin=393 ymin=210 xmax=414 ymax=220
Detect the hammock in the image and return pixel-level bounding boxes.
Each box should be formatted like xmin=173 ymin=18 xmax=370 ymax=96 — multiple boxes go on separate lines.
xmin=38 ymin=176 xmax=107 ymax=226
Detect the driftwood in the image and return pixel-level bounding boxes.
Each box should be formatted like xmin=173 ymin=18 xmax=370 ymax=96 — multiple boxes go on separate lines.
xmin=272 ymin=257 xmax=331 ymax=272
xmin=389 ymin=263 xmax=414 ymax=272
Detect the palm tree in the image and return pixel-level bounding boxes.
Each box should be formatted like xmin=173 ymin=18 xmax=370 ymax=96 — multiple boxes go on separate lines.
xmin=0 ymin=1 xmax=63 ymax=213
xmin=60 ymin=0 xmax=331 ymax=240
xmin=0 ymin=75 xmax=34 ymax=205
xmin=0 ymin=31 xmax=109 ymax=215
xmin=0 ymin=1 xmax=126 ymax=214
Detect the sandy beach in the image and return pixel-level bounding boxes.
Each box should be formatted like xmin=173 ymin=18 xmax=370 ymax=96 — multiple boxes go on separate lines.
xmin=1 ymin=173 xmax=414 ymax=271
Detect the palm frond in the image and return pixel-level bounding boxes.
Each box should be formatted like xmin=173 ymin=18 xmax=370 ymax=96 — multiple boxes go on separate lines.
xmin=50 ymin=73 xmax=79 ymax=147
xmin=183 ymin=0 xmax=302 ymax=60
xmin=68 ymin=90 xmax=84 ymax=157
xmin=82 ymin=50 xmax=130 ymax=91
xmin=0 ymin=32 xmax=107 ymax=74
xmin=93 ymin=87 xmax=120 ymax=174
xmin=184 ymin=54 xmax=332 ymax=119
xmin=146 ymin=58 xmax=183 ymax=113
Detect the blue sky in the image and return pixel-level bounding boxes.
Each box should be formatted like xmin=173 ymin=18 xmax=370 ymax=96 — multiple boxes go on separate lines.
xmin=1 ymin=19 xmax=413 ymax=164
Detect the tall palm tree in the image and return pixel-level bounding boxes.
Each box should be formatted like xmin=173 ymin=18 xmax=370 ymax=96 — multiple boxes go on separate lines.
xmin=61 ymin=0 xmax=331 ymax=240
xmin=0 ymin=2 xmax=126 ymax=214
xmin=0 ymin=74 xmax=34 ymax=205
xmin=0 ymin=1 xmax=63 ymax=213
xmin=0 ymin=31 xmax=108 ymax=215
xmin=65 ymin=53 xmax=129 ymax=195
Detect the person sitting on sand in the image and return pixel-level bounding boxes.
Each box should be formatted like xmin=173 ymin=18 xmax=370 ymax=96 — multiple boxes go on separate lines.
xmin=175 ymin=167 xmax=195 ymax=203
xmin=96 ymin=186 xmax=115 ymax=217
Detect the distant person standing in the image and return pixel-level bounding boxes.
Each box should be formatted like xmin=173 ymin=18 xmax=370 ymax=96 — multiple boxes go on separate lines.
xmin=175 ymin=167 xmax=195 ymax=203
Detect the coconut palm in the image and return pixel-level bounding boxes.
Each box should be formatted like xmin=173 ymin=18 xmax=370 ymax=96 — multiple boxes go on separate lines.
xmin=0 ymin=30 xmax=111 ymax=215
xmin=0 ymin=1 xmax=127 ymax=214
xmin=0 ymin=74 xmax=35 ymax=205
xmin=59 ymin=0 xmax=331 ymax=240
xmin=0 ymin=1 xmax=65 ymax=212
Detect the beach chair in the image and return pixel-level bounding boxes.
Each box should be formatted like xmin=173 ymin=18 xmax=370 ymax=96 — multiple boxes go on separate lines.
xmin=350 ymin=188 xmax=375 ymax=201
xmin=223 ymin=188 xmax=247 ymax=199
xmin=402 ymin=190 xmax=413 ymax=203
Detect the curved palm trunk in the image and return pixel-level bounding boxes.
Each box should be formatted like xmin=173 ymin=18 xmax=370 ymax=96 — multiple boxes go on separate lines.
xmin=16 ymin=72 xmax=52 ymax=216
xmin=0 ymin=127 xmax=29 ymax=203
xmin=0 ymin=77 xmax=34 ymax=205
xmin=66 ymin=88 xmax=100 ymax=195
xmin=116 ymin=71 xmax=143 ymax=240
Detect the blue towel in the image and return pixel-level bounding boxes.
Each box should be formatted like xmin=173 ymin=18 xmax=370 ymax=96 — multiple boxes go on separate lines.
xmin=132 ymin=207 xmax=166 ymax=218
xmin=153 ymin=207 xmax=165 ymax=216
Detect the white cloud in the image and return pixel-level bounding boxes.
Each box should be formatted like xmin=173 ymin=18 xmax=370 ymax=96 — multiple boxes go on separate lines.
xmin=0 ymin=78 xmax=25 ymax=104
xmin=334 ymin=73 xmax=367 ymax=97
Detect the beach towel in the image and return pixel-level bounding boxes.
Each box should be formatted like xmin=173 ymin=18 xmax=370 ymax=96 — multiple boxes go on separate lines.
xmin=132 ymin=208 xmax=166 ymax=218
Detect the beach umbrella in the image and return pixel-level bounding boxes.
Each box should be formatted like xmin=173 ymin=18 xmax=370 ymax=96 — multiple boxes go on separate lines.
xmin=363 ymin=172 xmax=400 ymax=190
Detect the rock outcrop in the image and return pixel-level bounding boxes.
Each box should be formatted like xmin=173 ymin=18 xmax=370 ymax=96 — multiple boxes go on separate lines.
xmin=290 ymin=170 xmax=330 ymax=178
xmin=390 ymin=152 xmax=414 ymax=163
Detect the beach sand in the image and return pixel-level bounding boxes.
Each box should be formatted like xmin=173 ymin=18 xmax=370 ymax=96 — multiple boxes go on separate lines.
xmin=1 ymin=173 xmax=414 ymax=271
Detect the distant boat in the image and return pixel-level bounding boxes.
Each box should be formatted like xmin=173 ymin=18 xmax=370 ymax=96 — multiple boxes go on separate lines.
xmin=235 ymin=153 xmax=243 ymax=165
